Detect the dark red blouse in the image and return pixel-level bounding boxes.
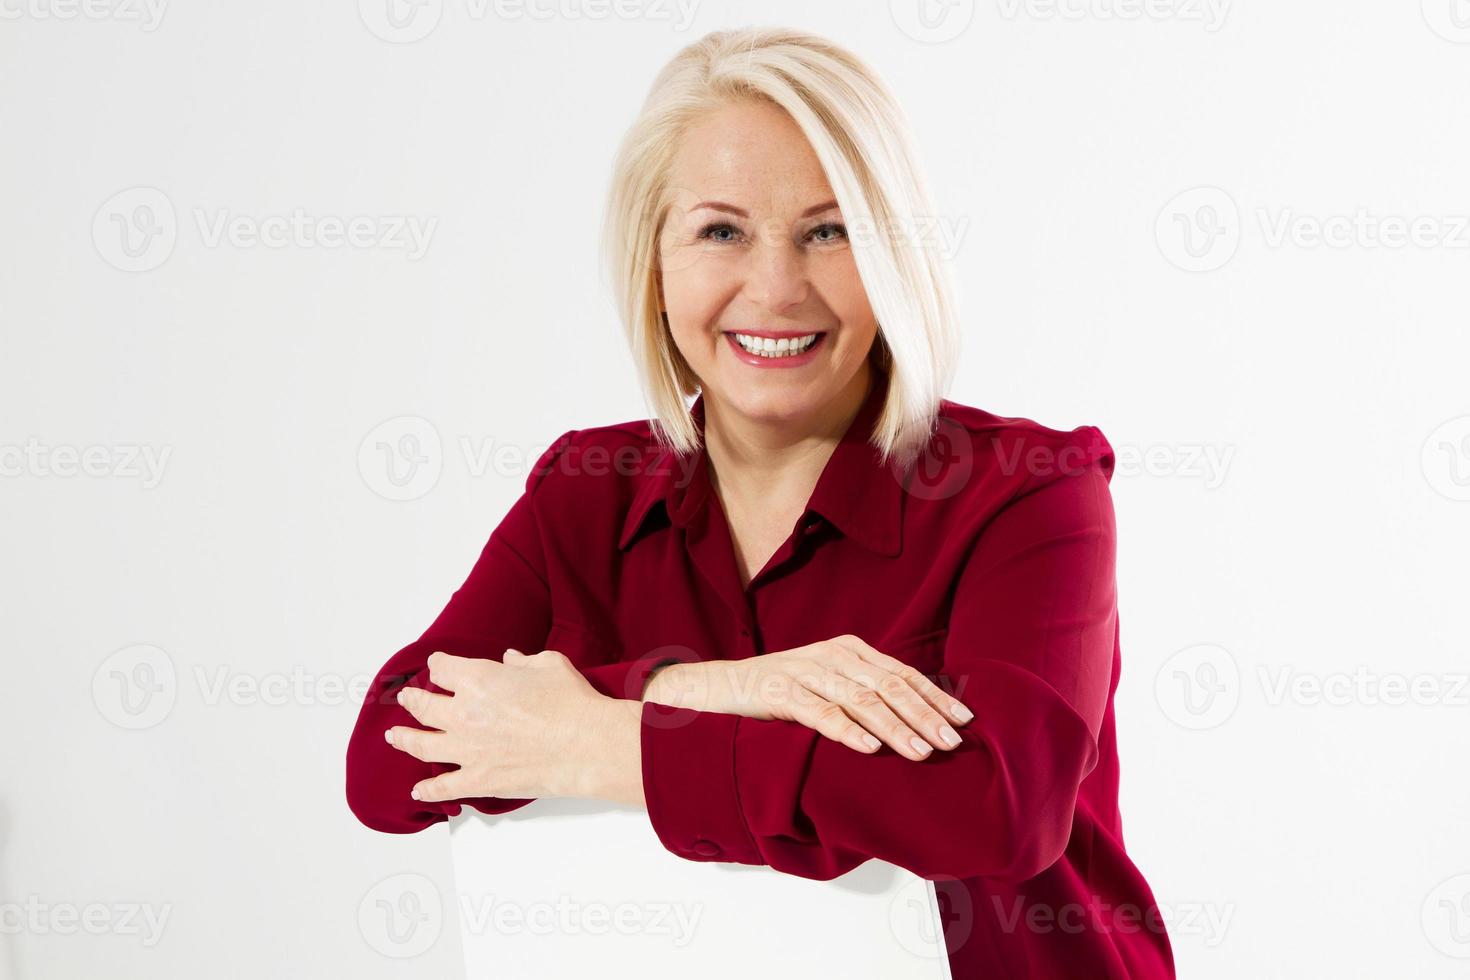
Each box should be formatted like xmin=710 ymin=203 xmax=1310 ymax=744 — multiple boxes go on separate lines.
xmin=345 ymin=374 xmax=1176 ymax=979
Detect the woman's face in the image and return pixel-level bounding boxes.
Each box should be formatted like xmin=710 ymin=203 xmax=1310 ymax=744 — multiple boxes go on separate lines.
xmin=657 ymin=98 xmax=880 ymax=427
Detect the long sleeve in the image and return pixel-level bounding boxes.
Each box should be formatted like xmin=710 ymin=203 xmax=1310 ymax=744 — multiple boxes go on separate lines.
xmin=638 ymin=432 xmax=1117 ymax=883
xmin=345 ymin=429 xmax=685 ymax=834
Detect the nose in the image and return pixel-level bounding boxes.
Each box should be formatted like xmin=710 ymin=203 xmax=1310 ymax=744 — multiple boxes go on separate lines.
xmin=744 ymin=231 xmax=810 ymax=316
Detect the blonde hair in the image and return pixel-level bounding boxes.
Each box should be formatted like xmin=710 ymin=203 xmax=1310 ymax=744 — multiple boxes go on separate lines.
xmin=600 ymin=26 xmax=961 ymax=472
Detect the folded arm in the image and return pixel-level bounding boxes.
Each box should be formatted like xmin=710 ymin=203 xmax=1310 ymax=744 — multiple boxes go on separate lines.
xmin=638 ymin=437 xmax=1119 ymax=883
xmin=345 ymin=430 xmax=684 ymax=834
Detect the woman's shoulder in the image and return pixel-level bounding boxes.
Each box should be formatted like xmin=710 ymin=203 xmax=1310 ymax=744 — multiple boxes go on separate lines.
xmin=933 ymin=396 xmax=1117 ymax=494
xmin=520 ymin=415 xmax=666 ymax=500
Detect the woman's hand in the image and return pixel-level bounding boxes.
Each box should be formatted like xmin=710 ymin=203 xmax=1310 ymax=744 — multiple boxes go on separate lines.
xmin=646 ymin=635 xmax=975 ymax=761
xmin=385 ymin=648 xmax=627 ymax=805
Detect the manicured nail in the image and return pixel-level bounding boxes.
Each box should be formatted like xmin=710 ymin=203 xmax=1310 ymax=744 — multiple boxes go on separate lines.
xmin=410 ymin=788 xmax=420 ymax=800
xmin=384 ymin=729 xmax=394 ymax=745
xmin=939 ymin=724 xmax=961 ymax=747
xmin=910 ymin=736 xmax=932 ymax=756
xmin=951 ymin=703 xmax=974 ymax=723
xmin=861 ymin=734 xmax=881 ymax=750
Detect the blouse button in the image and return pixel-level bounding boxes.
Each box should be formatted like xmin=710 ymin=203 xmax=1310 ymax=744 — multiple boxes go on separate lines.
xmin=691 ymin=839 xmax=721 ymax=857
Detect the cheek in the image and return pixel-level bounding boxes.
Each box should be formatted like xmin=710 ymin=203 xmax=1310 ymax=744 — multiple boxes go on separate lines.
xmin=667 ymin=322 xmax=719 ymax=369
xmin=661 ymin=266 xmax=731 ymax=337
xmin=813 ymin=266 xmax=879 ymax=339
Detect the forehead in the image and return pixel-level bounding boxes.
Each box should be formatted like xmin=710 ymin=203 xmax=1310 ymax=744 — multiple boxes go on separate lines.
xmin=668 ymin=99 xmax=835 ymax=213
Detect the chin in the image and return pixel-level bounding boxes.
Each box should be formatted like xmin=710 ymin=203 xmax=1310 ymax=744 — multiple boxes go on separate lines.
xmin=724 ymin=386 xmax=829 ymax=422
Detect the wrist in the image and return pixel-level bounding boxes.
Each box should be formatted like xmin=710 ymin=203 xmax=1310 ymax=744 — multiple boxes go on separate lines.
xmin=642 ymin=661 xmax=684 ymax=705
xmin=643 ymin=659 xmax=731 ymax=714
xmin=573 ymin=696 xmax=645 ymax=807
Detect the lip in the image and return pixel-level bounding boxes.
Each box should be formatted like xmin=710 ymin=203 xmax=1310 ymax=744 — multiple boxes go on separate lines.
xmin=723 ymin=330 xmax=828 ymax=369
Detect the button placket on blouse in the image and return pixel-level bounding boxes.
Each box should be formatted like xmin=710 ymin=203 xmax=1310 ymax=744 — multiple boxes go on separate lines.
xmin=740 ymin=508 xmax=829 ymax=656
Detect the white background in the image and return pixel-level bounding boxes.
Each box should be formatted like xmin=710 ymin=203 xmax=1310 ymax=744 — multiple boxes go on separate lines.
xmin=2 ymin=1 xmax=1468 ymax=977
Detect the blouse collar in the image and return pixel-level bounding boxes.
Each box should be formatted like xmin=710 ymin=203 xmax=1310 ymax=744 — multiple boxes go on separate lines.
xmin=618 ymin=372 xmax=904 ymax=557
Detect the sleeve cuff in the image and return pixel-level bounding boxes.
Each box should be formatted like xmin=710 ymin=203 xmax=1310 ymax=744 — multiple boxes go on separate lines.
xmin=639 ymin=702 xmax=762 ymax=866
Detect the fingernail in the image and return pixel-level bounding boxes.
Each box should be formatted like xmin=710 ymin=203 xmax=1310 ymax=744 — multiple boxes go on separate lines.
xmin=939 ymin=724 xmax=961 ymax=747
xmin=862 ymin=734 xmax=881 ymax=750
xmin=410 ymin=788 xmax=420 ymax=801
xmin=910 ymin=736 xmax=932 ymax=756
xmin=952 ymin=703 xmax=974 ymax=723
xmin=384 ymin=729 xmax=394 ymax=745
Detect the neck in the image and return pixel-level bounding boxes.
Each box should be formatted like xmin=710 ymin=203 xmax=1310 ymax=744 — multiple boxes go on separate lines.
xmin=701 ymin=366 xmax=874 ymax=509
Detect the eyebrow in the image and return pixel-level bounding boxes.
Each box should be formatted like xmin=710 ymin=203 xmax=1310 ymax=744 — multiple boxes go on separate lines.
xmin=690 ymin=199 xmax=840 ymax=219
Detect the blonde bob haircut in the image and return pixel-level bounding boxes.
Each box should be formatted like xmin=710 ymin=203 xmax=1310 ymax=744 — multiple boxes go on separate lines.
xmin=600 ymin=26 xmax=961 ymax=472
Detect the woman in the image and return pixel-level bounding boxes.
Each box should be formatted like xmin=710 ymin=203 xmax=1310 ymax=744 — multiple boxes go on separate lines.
xmin=345 ymin=27 xmax=1175 ymax=979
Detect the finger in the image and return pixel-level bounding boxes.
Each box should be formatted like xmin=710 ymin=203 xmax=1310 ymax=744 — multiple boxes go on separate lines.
xmin=506 ymin=648 xmax=567 ymax=668
xmin=830 ymin=635 xmax=975 ymax=730
xmin=784 ymin=696 xmax=887 ymax=756
xmin=796 ymin=673 xmax=937 ymax=761
xmin=425 ymin=650 xmax=468 ymax=694
xmin=411 ymin=769 xmax=472 ymax=804
xmin=832 ymin=660 xmax=963 ymax=755
xmin=878 ymin=659 xmax=975 ymax=727
xmin=395 ymin=685 xmax=453 ymax=730
xmin=383 ymin=725 xmax=458 ymax=764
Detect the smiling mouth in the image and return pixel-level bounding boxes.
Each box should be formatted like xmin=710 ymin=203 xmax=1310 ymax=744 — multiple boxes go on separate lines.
xmin=723 ymin=331 xmax=827 ymax=358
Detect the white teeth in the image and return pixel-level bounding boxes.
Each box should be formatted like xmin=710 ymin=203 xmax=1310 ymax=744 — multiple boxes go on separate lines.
xmin=733 ymin=332 xmax=819 ymax=357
